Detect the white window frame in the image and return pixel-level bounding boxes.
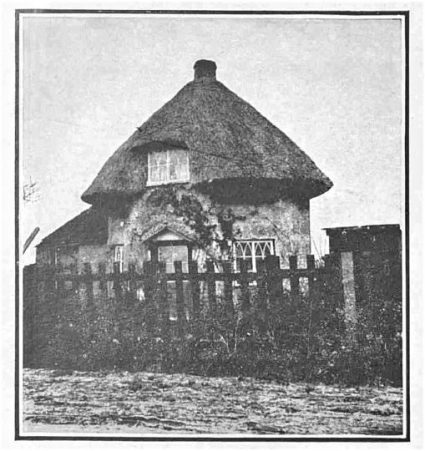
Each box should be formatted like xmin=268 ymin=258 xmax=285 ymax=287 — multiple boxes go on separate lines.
xmin=114 ymin=245 xmax=124 ymax=273
xmin=233 ymin=239 xmax=275 ymax=273
xmin=147 ymin=149 xmax=190 ymax=186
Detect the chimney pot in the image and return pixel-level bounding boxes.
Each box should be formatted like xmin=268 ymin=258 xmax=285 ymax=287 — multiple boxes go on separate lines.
xmin=194 ymin=59 xmax=217 ymax=81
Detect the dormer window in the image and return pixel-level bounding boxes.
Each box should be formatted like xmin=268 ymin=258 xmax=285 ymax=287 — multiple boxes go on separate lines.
xmin=147 ymin=149 xmax=189 ymax=186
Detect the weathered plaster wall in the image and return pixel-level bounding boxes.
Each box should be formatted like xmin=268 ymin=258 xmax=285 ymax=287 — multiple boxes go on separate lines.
xmin=108 ymin=187 xmax=310 ymax=269
xmin=78 ymin=245 xmax=113 ymax=273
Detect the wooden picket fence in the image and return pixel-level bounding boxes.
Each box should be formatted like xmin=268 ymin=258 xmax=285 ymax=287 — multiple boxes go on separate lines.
xmin=28 ymin=254 xmax=342 ymax=338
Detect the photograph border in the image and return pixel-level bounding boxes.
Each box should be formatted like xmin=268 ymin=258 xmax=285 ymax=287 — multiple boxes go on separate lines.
xmin=14 ymin=8 xmax=410 ymax=442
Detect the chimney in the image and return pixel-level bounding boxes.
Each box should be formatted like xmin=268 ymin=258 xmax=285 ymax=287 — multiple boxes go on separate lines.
xmin=194 ymin=60 xmax=217 ymax=81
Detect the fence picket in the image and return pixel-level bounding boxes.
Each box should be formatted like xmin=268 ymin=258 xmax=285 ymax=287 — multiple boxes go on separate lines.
xmin=289 ymin=256 xmax=300 ymax=296
xmin=143 ymin=261 xmax=156 ymax=334
xmin=239 ymin=259 xmax=250 ymax=312
xmin=128 ymin=262 xmax=137 ymax=299
xmin=113 ymin=262 xmax=122 ymax=302
xmin=157 ymin=262 xmax=169 ymax=338
xmin=265 ymin=255 xmax=283 ymax=307
xmin=222 ymin=261 xmax=234 ymax=321
xmin=84 ymin=263 xmax=94 ymax=307
xmin=306 ymin=254 xmax=316 ymax=297
xmin=206 ymin=261 xmax=216 ymax=318
xmin=174 ymin=261 xmax=185 ymax=337
xmin=256 ymin=259 xmax=268 ymax=332
xmin=189 ymin=261 xmax=200 ymax=326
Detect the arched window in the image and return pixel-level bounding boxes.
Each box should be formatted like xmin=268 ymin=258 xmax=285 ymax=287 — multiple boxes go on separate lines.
xmin=233 ymin=239 xmax=275 ymax=272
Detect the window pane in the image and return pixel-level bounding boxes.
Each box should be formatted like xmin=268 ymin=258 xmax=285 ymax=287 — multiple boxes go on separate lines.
xmin=157 ymin=165 xmax=167 ymax=182
xmin=149 ymin=150 xmax=189 ymax=184
xmin=151 ymin=151 xmax=167 ymax=166
xmin=169 ymin=150 xmax=189 ymax=181
xmin=158 ymin=244 xmax=189 ymax=273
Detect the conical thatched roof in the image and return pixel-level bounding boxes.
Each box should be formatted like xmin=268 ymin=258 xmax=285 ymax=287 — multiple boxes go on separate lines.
xmin=82 ymin=60 xmax=332 ymax=204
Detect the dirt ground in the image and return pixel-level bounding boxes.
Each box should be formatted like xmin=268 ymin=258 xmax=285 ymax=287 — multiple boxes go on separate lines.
xmin=22 ymin=368 xmax=403 ymax=436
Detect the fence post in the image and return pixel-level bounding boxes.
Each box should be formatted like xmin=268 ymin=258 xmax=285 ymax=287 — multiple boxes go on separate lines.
xmin=56 ymin=262 xmax=65 ymax=298
xmin=289 ymin=255 xmax=300 ymax=297
xmin=98 ymin=262 xmax=107 ymax=296
xmin=70 ymin=263 xmax=78 ymax=292
xmin=256 ymin=259 xmax=268 ymax=333
xmin=222 ymin=261 xmax=234 ymax=321
xmin=174 ymin=261 xmax=185 ymax=337
xmin=157 ymin=262 xmax=169 ymax=340
xmin=128 ymin=262 xmax=137 ymax=301
xmin=324 ymin=253 xmax=344 ymax=313
xmin=239 ymin=260 xmax=250 ymax=313
xmin=189 ymin=261 xmax=201 ymax=337
xmin=306 ymin=254 xmax=316 ymax=297
xmin=113 ymin=262 xmax=122 ymax=302
xmin=206 ymin=260 xmax=216 ymax=319
xmin=84 ymin=263 xmax=95 ymax=341
xmin=143 ymin=261 xmax=156 ymax=335
xmin=84 ymin=263 xmax=94 ymax=307
xmin=265 ymin=255 xmax=283 ymax=307
xmin=340 ymin=251 xmax=358 ymax=344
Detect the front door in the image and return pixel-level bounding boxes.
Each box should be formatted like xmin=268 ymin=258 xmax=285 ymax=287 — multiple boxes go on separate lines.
xmin=157 ymin=244 xmax=189 ymax=273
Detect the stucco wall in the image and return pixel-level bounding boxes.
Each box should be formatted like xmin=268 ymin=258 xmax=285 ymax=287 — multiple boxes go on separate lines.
xmin=36 ymin=244 xmax=112 ymax=273
xmin=108 ymin=187 xmax=310 ymax=269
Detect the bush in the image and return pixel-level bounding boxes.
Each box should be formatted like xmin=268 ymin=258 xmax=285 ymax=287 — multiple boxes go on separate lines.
xmin=29 ymin=276 xmax=402 ymax=387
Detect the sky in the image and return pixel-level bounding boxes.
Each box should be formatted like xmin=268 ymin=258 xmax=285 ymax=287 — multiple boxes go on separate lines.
xmin=21 ymin=14 xmax=404 ymax=264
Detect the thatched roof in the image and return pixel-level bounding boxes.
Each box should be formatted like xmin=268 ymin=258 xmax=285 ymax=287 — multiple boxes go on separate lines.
xmin=38 ymin=208 xmax=108 ymax=247
xmin=82 ymin=60 xmax=332 ymax=204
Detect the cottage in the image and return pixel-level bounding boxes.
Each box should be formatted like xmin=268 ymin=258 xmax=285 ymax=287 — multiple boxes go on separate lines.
xmin=36 ymin=60 xmax=332 ymax=274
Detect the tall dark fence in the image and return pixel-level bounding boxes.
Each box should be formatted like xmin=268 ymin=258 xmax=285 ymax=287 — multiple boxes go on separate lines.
xmin=22 ymin=253 xmax=401 ymax=385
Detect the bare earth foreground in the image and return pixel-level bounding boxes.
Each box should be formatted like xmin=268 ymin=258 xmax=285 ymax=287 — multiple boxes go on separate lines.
xmin=23 ymin=368 xmax=403 ymax=436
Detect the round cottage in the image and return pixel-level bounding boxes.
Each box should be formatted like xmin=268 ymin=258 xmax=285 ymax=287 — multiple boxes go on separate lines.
xmin=77 ymin=60 xmax=333 ymax=270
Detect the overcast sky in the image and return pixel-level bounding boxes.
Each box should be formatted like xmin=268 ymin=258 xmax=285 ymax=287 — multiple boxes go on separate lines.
xmin=21 ymin=14 xmax=404 ymax=264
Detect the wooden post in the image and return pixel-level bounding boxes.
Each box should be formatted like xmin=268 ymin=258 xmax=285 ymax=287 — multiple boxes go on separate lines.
xmin=306 ymin=254 xmax=316 ymax=297
xmin=289 ymin=255 xmax=300 ymax=297
xmin=157 ymin=262 xmax=169 ymax=339
xmin=55 ymin=262 xmax=65 ymax=298
xmin=239 ymin=259 xmax=250 ymax=313
xmin=174 ymin=261 xmax=185 ymax=337
xmin=143 ymin=261 xmax=156 ymax=335
xmin=265 ymin=255 xmax=283 ymax=307
xmin=113 ymin=262 xmax=122 ymax=302
xmin=222 ymin=261 xmax=234 ymax=321
xmin=189 ymin=261 xmax=200 ymax=324
xmin=98 ymin=262 xmax=107 ymax=297
xmin=70 ymin=263 xmax=78 ymax=292
xmin=256 ymin=259 xmax=268 ymax=332
xmin=84 ymin=263 xmax=95 ymax=340
xmin=340 ymin=251 xmax=358 ymax=343
xmin=324 ymin=253 xmax=344 ymax=312
xmin=206 ymin=260 xmax=216 ymax=318
xmin=128 ymin=262 xmax=137 ymax=300
xmin=84 ymin=263 xmax=94 ymax=308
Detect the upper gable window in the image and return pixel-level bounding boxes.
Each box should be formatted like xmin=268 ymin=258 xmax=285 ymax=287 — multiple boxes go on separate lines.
xmin=147 ymin=149 xmax=189 ymax=186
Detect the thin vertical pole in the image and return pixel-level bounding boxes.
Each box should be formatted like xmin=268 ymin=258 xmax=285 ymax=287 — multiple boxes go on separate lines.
xmin=174 ymin=261 xmax=185 ymax=337
xmin=206 ymin=261 xmax=216 ymax=318
xmin=289 ymin=255 xmax=300 ymax=297
xmin=222 ymin=261 xmax=234 ymax=321
xmin=265 ymin=255 xmax=283 ymax=307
